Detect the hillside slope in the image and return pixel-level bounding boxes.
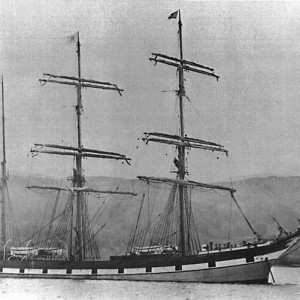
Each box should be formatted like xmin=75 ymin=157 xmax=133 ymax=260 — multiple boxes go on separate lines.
xmin=4 ymin=174 xmax=300 ymax=264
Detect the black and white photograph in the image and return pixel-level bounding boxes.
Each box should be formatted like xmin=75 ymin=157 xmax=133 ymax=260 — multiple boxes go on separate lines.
xmin=1 ymin=1 xmax=300 ymax=299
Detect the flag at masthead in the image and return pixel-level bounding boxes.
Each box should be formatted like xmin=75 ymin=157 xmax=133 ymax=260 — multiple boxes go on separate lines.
xmin=168 ymin=10 xmax=179 ymax=19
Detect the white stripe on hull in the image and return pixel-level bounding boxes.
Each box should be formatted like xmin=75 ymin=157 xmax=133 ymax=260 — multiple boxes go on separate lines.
xmin=152 ymin=266 xmax=175 ymax=273
xmin=24 ymin=269 xmax=43 ymax=274
xmin=71 ymin=269 xmax=92 ymax=275
xmin=216 ymin=258 xmax=245 ymax=267
xmin=3 ymin=268 xmax=20 ymax=273
xmin=47 ymin=269 xmax=68 ymax=275
xmin=0 ymin=260 xmax=274 ymax=283
xmin=97 ymin=269 xmax=118 ymax=274
xmin=124 ymin=268 xmax=145 ymax=274
xmin=182 ymin=263 xmax=208 ymax=270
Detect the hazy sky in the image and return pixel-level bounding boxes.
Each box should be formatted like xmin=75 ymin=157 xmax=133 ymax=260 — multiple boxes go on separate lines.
xmin=1 ymin=0 xmax=300 ymax=183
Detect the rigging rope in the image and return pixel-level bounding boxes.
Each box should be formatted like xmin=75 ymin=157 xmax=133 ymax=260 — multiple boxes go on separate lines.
xmin=129 ymin=194 xmax=145 ymax=253
xmin=230 ymin=192 xmax=262 ymax=240
xmin=227 ymin=195 xmax=233 ymax=242
xmin=19 ymin=202 xmax=72 ymax=246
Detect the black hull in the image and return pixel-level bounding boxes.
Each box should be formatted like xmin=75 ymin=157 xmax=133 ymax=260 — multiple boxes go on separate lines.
xmin=0 ymin=231 xmax=299 ymax=280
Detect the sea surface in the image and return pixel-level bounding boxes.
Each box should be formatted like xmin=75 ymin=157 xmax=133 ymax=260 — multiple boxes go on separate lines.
xmin=0 ymin=266 xmax=300 ymax=300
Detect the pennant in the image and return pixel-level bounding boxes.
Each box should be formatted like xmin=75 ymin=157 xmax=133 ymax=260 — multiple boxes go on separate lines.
xmin=66 ymin=32 xmax=79 ymax=43
xmin=168 ymin=10 xmax=179 ymax=20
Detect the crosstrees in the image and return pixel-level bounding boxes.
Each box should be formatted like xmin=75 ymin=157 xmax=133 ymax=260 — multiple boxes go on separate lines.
xmin=149 ymin=54 xmax=219 ymax=80
xmin=40 ymin=73 xmax=124 ymax=95
xmin=138 ymin=176 xmax=236 ymax=194
xmin=151 ymin=53 xmax=215 ymax=72
xmin=142 ymin=132 xmax=228 ymax=155
xmin=31 ymin=144 xmax=131 ymax=165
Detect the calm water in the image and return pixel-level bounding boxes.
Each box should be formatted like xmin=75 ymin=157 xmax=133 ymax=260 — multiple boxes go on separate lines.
xmin=1 ymin=266 xmax=300 ymax=300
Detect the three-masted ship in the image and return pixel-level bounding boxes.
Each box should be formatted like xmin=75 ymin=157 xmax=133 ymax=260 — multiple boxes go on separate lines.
xmin=1 ymin=11 xmax=300 ymax=283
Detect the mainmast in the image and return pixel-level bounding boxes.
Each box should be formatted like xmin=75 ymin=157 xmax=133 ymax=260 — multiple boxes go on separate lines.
xmin=35 ymin=32 xmax=134 ymax=261
xmin=1 ymin=75 xmax=7 ymax=244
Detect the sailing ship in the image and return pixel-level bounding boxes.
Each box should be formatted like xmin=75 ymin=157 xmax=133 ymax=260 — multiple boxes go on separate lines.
xmin=1 ymin=11 xmax=300 ymax=283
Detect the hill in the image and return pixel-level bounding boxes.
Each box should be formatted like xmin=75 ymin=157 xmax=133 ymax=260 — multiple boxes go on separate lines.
xmin=4 ymin=174 xmax=300 ymax=264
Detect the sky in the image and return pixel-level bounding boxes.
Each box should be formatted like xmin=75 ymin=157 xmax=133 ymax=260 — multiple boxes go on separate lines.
xmin=1 ymin=0 xmax=300 ymax=183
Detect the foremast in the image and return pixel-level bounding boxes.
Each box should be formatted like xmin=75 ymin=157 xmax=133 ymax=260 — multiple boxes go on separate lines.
xmin=34 ymin=32 xmax=135 ymax=261
xmin=142 ymin=11 xmax=226 ymax=256
xmin=75 ymin=32 xmax=84 ymax=261
xmin=177 ymin=11 xmax=186 ymax=256
xmin=140 ymin=11 xmax=266 ymax=255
